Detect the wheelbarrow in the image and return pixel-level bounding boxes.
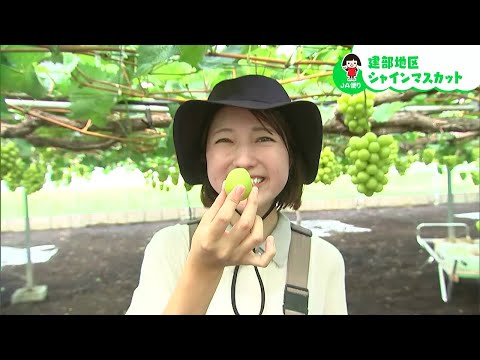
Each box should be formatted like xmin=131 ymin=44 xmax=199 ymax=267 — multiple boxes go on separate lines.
xmin=416 ymin=222 xmax=480 ymax=303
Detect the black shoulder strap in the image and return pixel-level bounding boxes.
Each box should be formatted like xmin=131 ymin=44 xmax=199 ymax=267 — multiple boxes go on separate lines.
xmin=185 ymin=218 xmax=311 ymax=315
xmin=284 ymin=222 xmax=311 ymax=315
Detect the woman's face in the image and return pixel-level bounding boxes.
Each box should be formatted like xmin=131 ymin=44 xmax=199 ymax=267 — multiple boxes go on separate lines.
xmin=205 ymin=106 xmax=290 ymax=214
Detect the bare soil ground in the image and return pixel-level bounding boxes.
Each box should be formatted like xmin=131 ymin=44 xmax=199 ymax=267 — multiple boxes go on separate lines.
xmin=1 ymin=202 xmax=479 ymax=315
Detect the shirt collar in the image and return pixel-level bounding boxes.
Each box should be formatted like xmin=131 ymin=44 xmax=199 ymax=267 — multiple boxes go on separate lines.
xmin=258 ymin=211 xmax=291 ymax=268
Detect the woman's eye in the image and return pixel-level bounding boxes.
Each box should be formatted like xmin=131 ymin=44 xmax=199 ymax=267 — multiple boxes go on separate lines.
xmin=257 ymin=136 xmax=274 ymax=142
xmin=215 ymin=138 xmax=232 ymax=144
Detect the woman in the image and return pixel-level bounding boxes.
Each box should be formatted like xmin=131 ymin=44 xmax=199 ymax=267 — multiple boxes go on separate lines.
xmin=126 ymin=74 xmax=347 ymax=315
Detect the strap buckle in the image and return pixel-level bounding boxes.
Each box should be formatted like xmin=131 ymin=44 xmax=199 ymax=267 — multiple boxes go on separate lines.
xmin=283 ymin=284 xmax=309 ymax=315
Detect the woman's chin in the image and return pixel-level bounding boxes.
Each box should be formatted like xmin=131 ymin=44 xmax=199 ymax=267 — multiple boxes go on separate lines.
xmin=236 ymin=199 xmax=275 ymax=218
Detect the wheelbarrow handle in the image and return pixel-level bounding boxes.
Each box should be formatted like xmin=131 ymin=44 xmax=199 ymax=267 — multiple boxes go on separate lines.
xmin=416 ymin=222 xmax=470 ymax=238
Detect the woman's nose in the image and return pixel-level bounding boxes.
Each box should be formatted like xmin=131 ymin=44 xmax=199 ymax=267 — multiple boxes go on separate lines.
xmin=232 ymin=145 xmax=257 ymax=169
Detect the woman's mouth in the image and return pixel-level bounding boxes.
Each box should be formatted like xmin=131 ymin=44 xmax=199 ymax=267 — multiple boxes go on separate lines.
xmin=252 ymin=177 xmax=265 ymax=186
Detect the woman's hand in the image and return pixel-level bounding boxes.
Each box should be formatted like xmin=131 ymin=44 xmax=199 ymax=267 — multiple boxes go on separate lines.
xmin=189 ymin=183 xmax=276 ymax=270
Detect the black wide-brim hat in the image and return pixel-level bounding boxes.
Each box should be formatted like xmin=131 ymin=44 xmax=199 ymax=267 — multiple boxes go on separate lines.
xmin=173 ymin=74 xmax=323 ymax=185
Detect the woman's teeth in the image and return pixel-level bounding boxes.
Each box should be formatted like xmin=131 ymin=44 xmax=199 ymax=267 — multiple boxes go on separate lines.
xmin=252 ymin=177 xmax=264 ymax=185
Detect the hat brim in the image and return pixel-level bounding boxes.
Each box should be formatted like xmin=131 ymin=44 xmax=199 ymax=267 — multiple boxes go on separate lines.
xmin=173 ymin=99 xmax=323 ymax=185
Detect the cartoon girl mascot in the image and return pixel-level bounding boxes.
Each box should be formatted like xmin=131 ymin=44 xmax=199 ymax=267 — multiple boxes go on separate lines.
xmin=342 ymin=53 xmax=361 ymax=81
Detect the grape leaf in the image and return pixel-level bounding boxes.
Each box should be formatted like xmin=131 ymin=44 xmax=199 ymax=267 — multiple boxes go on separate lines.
xmin=179 ymin=45 xmax=209 ymax=68
xmin=0 ymin=63 xmax=46 ymax=98
xmin=2 ymin=45 xmax=50 ymax=68
xmin=135 ymin=45 xmax=180 ymax=77
xmin=0 ymin=95 xmax=8 ymax=115
xmin=69 ymin=87 xmax=117 ymax=127
xmin=372 ymin=102 xmax=405 ymax=123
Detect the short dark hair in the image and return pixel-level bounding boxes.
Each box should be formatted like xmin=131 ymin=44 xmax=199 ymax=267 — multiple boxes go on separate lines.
xmin=342 ymin=53 xmax=362 ymax=66
xmin=198 ymin=107 xmax=306 ymax=211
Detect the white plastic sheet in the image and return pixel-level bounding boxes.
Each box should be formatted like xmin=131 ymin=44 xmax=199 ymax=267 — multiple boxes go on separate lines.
xmin=300 ymin=220 xmax=371 ymax=237
xmin=1 ymin=245 xmax=58 ymax=269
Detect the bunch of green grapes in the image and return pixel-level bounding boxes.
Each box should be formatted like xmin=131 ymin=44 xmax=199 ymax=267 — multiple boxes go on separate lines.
xmin=157 ymin=165 xmax=169 ymax=183
xmin=143 ymin=164 xmax=177 ymax=191
xmin=169 ymin=164 xmax=180 ymax=186
xmin=1 ymin=141 xmax=20 ymax=179
xmin=469 ymin=147 xmax=479 ymax=162
xmin=388 ymin=139 xmax=399 ymax=164
xmin=344 ymin=132 xmax=397 ymax=196
xmin=471 ymin=170 xmax=479 ymax=185
xmin=315 ymin=146 xmax=342 ymax=185
xmin=184 ymin=182 xmax=193 ymax=192
xmin=143 ymin=169 xmax=161 ymax=189
xmin=337 ymin=91 xmax=375 ymax=135
xmin=470 ymin=154 xmax=479 ymax=185
xmin=3 ymin=158 xmax=27 ymax=192
xmin=438 ymin=155 xmax=459 ymax=171
xmin=421 ymin=148 xmax=435 ymax=165
xmin=21 ymin=160 xmax=48 ymax=195
xmin=394 ymin=151 xmax=418 ymax=175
